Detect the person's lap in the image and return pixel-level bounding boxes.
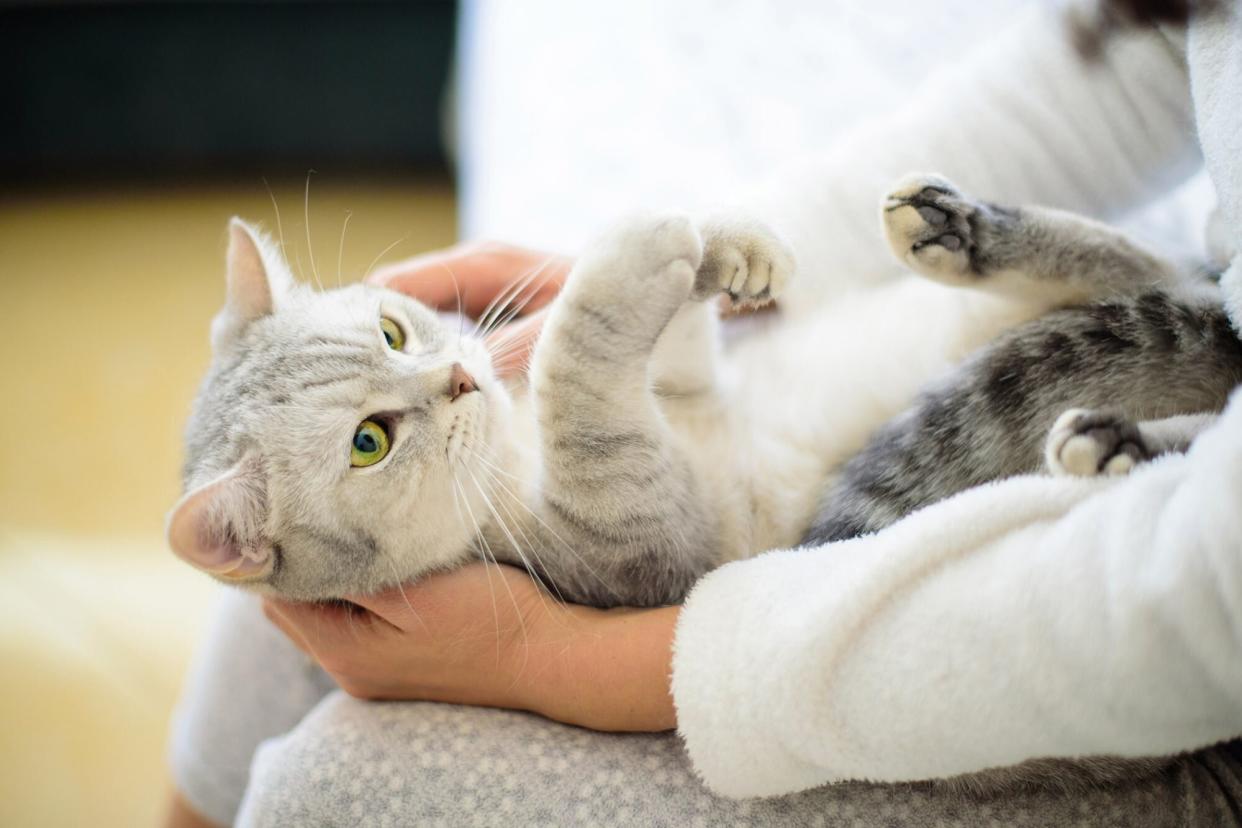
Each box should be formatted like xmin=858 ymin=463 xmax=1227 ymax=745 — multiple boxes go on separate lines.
xmin=238 ymin=690 xmax=1242 ymax=828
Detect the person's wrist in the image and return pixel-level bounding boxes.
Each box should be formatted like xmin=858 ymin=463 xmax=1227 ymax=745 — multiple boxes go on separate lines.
xmin=510 ymin=601 xmax=679 ymax=732
xmin=611 ymin=605 xmax=679 ymax=731
xmin=506 ymin=600 xmax=603 ymax=722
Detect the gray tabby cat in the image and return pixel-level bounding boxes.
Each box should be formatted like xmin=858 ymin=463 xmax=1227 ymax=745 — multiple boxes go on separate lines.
xmin=169 ymin=173 xmax=1238 ymax=610
xmin=169 ymin=173 xmax=1238 ymax=795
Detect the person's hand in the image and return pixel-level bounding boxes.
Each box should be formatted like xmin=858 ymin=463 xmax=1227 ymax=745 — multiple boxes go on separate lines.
xmin=264 ymin=564 xmax=549 ymax=705
xmin=368 ymin=242 xmax=573 ymax=378
xmin=262 ymin=562 xmax=680 ymax=732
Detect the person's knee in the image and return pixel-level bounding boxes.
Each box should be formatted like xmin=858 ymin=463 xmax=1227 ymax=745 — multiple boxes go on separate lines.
xmin=235 ymin=694 xmax=517 ymax=826
xmin=235 ymin=692 xmax=372 ymax=827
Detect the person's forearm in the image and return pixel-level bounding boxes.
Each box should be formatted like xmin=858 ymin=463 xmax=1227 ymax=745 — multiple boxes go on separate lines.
xmin=756 ymin=7 xmax=1196 ymax=309
xmin=674 ymin=396 xmax=1242 ymax=798
xmin=514 ymin=603 xmax=680 ymax=733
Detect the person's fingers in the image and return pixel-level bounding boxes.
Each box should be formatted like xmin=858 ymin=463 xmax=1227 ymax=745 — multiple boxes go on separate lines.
xmin=485 ymin=310 xmax=548 ymax=379
xmin=261 ymin=598 xmax=318 ymax=657
xmin=366 ymin=245 xmax=482 ymax=310
xmin=344 ymin=563 xmax=535 ymax=630
xmin=368 ymin=243 xmax=571 ymax=318
xmin=262 ymin=598 xmax=393 ymax=658
xmin=345 ymin=584 xmax=429 ymax=631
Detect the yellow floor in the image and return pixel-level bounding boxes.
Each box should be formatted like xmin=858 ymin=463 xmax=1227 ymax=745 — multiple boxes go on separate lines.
xmin=0 ymin=175 xmax=457 ymax=827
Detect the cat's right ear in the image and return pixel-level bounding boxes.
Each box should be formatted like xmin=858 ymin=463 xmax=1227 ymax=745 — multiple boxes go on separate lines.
xmin=212 ymin=218 xmax=292 ymax=348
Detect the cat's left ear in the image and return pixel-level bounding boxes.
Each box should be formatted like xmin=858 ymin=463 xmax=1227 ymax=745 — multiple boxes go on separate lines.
xmin=212 ymin=218 xmax=293 ymax=348
xmin=166 ymin=458 xmax=274 ymax=582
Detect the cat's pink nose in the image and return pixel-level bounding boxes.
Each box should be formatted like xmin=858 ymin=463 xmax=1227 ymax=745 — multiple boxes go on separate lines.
xmin=448 ymin=363 xmax=478 ymax=401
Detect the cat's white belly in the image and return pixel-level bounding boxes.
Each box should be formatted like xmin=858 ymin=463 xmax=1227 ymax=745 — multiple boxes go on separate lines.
xmin=673 ymin=275 xmax=1053 ymax=561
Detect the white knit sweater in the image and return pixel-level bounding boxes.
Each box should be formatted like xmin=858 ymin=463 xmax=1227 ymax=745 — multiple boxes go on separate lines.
xmin=672 ymin=5 xmax=1242 ymax=797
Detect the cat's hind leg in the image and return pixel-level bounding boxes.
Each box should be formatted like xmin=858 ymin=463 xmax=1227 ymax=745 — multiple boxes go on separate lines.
xmin=882 ymin=174 xmax=1186 ymax=303
xmin=1044 ymin=409 xmax=1218 ymax=477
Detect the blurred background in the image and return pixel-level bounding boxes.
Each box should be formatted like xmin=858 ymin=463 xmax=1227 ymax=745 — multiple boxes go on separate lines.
xmin=1 ymin=0 xmax=1209 ymax=825
xmin=1 ymin=3 xmax=458 ymax=825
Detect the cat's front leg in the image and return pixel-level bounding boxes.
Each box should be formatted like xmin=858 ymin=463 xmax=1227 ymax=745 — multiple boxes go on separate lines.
xmin=528 ymin=214 xmax=717 ymax=606
xmin=650 ymin=215 xmax=795 ymax=396
xmin=694 ymin=215 xmax=795 ymax=307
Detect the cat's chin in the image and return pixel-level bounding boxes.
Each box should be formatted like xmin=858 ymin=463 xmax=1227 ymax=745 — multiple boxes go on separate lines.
xmin=235 ymin=555 xmax=461 ymax=603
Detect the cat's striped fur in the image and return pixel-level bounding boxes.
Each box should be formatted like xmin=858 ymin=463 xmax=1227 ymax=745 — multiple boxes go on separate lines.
xmin=805 ymin=176 xmax=1242 ymax=545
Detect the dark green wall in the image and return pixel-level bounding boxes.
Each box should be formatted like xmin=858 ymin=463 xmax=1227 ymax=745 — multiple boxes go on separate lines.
xmin=1 ymin=1 xmax=457 ymax=180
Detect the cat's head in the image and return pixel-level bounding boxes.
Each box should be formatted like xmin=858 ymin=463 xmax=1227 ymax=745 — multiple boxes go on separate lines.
xmin=167 ymin=219 xmax=514 ymax=600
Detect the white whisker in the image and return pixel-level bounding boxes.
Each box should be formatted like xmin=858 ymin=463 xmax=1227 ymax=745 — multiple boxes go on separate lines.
xmin=336 ymin=209 xmax=353 ymax=289
xmin=463 ymin=467 xmax=532 ymax=678
xmin=291 ymin=242 xmax=307 ymax=285
xmin=473 ymin=464 xmax=568 ymax=606
xmin=468 ymin=467 xmax=561 ymax=608
xmin=483 ymin=322 xmax=541 ymax=360
xmin=304 ymin=170 xmax=323 ymax=290
xmin=452 ymin=473 xmax=506 ymax=664
xmin=363 ymin=236 xmax=410 ymax=283
xmin=480 ymin=276 xmax=552 ymax=338
xmin=434 ymin=262 xmax=466 ymax=349
xmin=474 ymin=258 xmax=559 ymax=338
xmin=484 ymin=340 xmax=533 ymax=365
xmin=473 ymin=448 xmax=619 ymax=601
xmin=474 ymin=266 xmax=541 ymax=337
xmin=485 ymin=328 xmax=535 ymax=353
xmin=262 ymin=177 xmax=288 ymax=256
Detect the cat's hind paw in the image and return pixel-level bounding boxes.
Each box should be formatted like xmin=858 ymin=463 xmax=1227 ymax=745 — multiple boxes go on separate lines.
xmin=694 ymin=216 xmax=795 ymax=309
xmin=883 ymin=174 xmax=996 ymax=285
xmin=1045 ymin=408 xmax=1152 ymax=478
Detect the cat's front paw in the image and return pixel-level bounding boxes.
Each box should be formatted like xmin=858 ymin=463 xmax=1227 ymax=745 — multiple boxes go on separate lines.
xmin=1045 ymin=408 xmax=1152 ymax=477
xmin=694 ymin=216 xmax=795 ymax=308
xmin=883 ymin=174 xmax=1000 ymax=285
xmin=607 ymin=212 xmax=704 ymax=280
xmin=572 ymin=212 xmax=705 ymax=309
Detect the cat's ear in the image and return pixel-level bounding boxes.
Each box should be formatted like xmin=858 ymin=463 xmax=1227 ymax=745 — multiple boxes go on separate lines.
xmin=226 ymin=217 xmax=277 ymax=320
xmin=167 ymin=458 xmax=274 ymax=582
xmin=213 ymin=218 xmax=292 ymax=348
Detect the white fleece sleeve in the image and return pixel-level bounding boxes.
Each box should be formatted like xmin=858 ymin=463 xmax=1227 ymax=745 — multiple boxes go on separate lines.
xmin=674 ymin=385 xmax=1242 ymax=798
xmin=669 ymin=4 xmax=1213 ymax=799
xmin=756 ymin=6 xmax=1199 ymax=312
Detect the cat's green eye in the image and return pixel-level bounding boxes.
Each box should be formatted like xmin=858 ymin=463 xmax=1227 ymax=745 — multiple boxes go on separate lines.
xmin=351 ymin=420 xmax=390 ymax=467
xmin=380 ymin=317 xmax=405 ymax=351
